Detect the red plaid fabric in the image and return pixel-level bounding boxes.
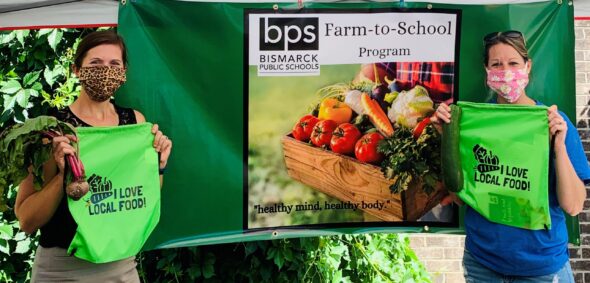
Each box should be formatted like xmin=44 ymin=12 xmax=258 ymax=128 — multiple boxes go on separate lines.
xmin=379 ymin=62 xmax=455 ymax=103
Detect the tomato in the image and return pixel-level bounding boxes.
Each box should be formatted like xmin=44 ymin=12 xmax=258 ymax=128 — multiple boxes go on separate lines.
xmin=311 ymin=120 xmax=338 ymax=147
xmin=330 ymin=123 xmax=362 ymax=155
xmin=355 ymin=132 xmax=385 ymax=164
xmin=412 ymin=117 xmax=431 ymax=139
xmin=318 ymin=98 xmax=353 ymax=125
xmin=292 ymin=114 xmax=320 ymax=142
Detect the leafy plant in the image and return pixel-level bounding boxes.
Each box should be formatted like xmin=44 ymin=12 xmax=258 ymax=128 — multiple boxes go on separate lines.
xmin=0 ymin=116 xmax=78 ymax=211
xmin=0 ymin=28 xmax=96 ymax=282
xmin=378 ymin=125 xmax=441 ymax=194
xmin=0 ymin=28 xmax=92 ymax=127
xmin=138 ymin=234 xmax=431 ymax=283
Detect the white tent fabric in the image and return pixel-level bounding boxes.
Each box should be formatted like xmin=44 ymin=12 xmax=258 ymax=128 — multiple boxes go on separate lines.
xmin=576 ymin=0 xmax=590 ymax=18
xmin=0 ymin=0 xmax=117 ymax=30
xmin=0 ymin=0 xmax=588 ymax=30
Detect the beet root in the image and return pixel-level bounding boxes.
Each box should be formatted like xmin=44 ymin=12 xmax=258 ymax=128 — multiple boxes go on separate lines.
xmin=66 ymin=179 xmax=89 ymax=200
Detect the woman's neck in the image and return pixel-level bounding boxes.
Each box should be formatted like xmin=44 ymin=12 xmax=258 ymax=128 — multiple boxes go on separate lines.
xmin=69 ymin=90 xmax=118 ymax=125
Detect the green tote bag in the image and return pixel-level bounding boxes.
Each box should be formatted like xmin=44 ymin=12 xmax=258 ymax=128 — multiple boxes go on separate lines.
xmin=67 ymin=123 xmax=161 ymax=263
xmin=442 ymin=101 xmax=551 ymax=230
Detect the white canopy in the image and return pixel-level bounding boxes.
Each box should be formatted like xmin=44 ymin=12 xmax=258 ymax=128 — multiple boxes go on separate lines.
xmin=0 ymin=0 xmax=118 ymax=30
xmin=0 ymin=0 xmax=588 ymax=30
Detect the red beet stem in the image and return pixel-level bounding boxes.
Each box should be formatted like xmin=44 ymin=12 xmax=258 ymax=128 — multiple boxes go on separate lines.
xmin=66 ymin=154 xmax=81 ymax=180
xmin=42 ymin=130 xmax=59 ymax=138
xmin=77 ymin=155 xmax=85 ymax=176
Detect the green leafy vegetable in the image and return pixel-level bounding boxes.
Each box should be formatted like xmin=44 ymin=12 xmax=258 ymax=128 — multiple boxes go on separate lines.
xmin=0 ymin=115 xmax=76 ymax=211
xmin=378 ymin=125 xmax=441 ymax=194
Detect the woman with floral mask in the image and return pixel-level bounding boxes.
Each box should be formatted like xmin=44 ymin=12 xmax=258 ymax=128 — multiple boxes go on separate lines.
xmin=14 ymin=30 xmax=172 ymax=282
xmin=432 ymin=31 xmax=589 ymax=282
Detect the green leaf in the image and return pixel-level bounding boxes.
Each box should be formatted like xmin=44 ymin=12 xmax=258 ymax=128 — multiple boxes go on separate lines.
xmin=202 ymin=264 xmax=215 ymax=279
xmin=187 ymin=265 xmax=201 ymax=279
xmin=332 ymin=270 xmax=343 ymax=283
xmin=0 ymin=224 xmax=13 ymax=240
xmin=31 ymin=82 xmax=43 ymax=92
xmin=47 ymin=29 xmax=63 ymax=51
xmin=201 ymin=252 xmax=215 ymax=278
xmin=6 ymin=69 xmax=19 ymax=79
xmin=15 ymin=30 xmax=29 ymax=47
xmin=13 ymin=232 xmax=26 ymax=241
xmin=44 ymin=65 xmax=64 ymax=87
xmin=23 ymin=71 xmax=41 ymax=87
xmin=0 ymin=80 xmax=22 ymax=95
xmin=15 ymin=89 xmax=29 ymax=108
xmin=28 ymin=89 xmax=39 ymax=98
xmin=1 ymin=32 xmax=15 ymax=44
xmin=37 ymin=29 xmax=53 ymax=38
xmin=14 ymin=239 xmax=31 ymax=254
xmin=245 ymin=242 xmax=258 ymax=257
xmin=0 ymin=239 xmax=9 ymax=255
xmin=0 ymin=109 xmax=13 ymax=124
xmin=3 ymin=94 xmax=18 ymax=110
xmin=274 ymin=253 xmax=284 ymax=270
xmin=156 ymin=258 xmax=167 ymax=269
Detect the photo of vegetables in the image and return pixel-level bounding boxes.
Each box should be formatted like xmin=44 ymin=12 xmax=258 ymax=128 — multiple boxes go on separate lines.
xmin=248 ymin=62 xmax=455 ymax=228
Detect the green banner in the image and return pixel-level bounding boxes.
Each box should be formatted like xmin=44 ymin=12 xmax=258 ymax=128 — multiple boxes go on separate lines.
xmin=116 ymin=0 xmax=577 ymax=249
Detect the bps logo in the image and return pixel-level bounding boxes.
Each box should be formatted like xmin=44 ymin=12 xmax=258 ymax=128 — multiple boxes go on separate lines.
xmin=259 ymin=17 xmax=319 ymax=51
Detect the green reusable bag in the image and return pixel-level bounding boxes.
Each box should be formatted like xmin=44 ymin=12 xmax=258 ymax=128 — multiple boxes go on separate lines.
xmin=442 ymin=101 xmax=551 ymax=230
xmin=67 ymin=123 xmax=161 ymax=263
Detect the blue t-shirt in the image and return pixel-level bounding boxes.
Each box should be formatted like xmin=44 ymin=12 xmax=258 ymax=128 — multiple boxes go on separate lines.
xmin=464 ymin=102 xmax=590 ymax=276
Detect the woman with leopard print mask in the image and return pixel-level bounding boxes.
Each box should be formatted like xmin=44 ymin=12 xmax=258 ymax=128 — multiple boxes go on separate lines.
xmin=14 ymin=30 xmax=172 ymax=282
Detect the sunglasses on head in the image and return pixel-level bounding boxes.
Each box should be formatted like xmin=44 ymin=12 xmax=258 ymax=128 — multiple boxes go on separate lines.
xmin=484 ymin=30 xmax=524 ymax=43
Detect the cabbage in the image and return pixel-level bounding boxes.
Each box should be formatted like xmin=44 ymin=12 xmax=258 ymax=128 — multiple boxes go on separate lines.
xmin=387 ymin=85 xmax=434 ymax=128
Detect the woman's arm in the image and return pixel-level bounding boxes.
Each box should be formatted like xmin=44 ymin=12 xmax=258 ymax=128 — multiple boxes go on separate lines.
xmin=549 ymin=105 xmax=587 ymax=216
xmin=14 ymin=135 xmax=76 ymax=234
xmin=554 ymin=145 xmax=586 ymax=216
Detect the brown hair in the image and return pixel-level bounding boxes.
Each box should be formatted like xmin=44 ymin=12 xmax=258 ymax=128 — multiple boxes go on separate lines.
xmin=74 ymin=30 xmax=128 ymax=68
xmin=483 ymin=31 xmax=529 ymax=66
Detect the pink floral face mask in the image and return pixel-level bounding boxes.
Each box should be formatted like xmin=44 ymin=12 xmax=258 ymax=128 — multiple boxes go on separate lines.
xmin=486 ymin=63 xmax=529 ymax=103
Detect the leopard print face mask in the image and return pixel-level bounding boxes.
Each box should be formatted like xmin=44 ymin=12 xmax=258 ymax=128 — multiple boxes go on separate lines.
xmin=78 ymin=66 xmax=127 ymax=102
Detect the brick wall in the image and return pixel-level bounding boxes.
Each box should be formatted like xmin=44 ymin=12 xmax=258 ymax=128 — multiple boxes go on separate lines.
xmin=571 ymin=19 xmax=590 ymax=283
xmin=409 ymin=19 xmax=590 ymax=283
xmin=409 ymin=234 xmax=465 ymax=283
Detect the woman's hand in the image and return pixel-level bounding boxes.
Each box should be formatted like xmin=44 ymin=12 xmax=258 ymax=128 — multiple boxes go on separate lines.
xmin=152 ymin=124 xmax=172 ymax=170
xmin=548 ymin=105 xmax=567 ymax=149
xmin=52 ymin=134 xmax=77 ymax=174
xmin=430 ymin=102 xmax=452 ymax=134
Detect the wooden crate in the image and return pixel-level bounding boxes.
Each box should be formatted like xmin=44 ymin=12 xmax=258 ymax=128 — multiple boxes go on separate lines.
xmin=281 ymin=134 xmax=445 ymax=222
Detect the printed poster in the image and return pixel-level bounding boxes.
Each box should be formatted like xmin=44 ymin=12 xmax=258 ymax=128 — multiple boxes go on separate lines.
xmin=246 ymin=9 xmax=461 ymax=229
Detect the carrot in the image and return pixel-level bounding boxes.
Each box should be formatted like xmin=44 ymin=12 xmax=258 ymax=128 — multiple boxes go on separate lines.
xmin=91 ymin=192 xmax=113 ymax=204
xmin=361 ymin=92 xmax=394 ymax=137
xmin=476 ymin=164 xmax=500 ymax=173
